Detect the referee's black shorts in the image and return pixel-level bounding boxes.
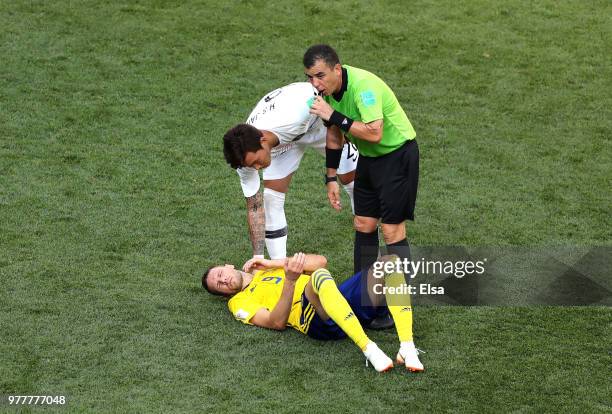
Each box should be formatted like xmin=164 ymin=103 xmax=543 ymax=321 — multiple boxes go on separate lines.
xmin=354 ymin=139 xmax=419 ymax=223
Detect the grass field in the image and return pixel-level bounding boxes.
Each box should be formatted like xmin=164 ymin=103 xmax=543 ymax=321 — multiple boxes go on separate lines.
xmin=1 ymin=0 xmax=611 ymax=412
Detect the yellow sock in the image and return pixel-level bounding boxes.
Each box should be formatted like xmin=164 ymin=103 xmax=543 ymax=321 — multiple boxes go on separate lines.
xmin=384 ymin=271 xmax=414 ymax=342
xmin=312 ymin=269 xmax=370 ymax=350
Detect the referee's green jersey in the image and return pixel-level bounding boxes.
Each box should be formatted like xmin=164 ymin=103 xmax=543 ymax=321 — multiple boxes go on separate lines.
xmin=324 ymin=65 xmax=416 ymax=157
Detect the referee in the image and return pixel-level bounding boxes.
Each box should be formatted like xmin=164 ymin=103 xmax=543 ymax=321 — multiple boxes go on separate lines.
xmin=304 ymin=44 xmax=419 ymax=294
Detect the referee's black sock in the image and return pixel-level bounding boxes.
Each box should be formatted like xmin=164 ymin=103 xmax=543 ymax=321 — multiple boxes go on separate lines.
xmin=386 ymin=238 xmax=412 ymax=282
xmin=354 ymin=230 xmax=379 ymax=274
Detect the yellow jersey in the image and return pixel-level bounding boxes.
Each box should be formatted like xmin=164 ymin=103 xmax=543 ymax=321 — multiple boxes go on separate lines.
xmin=227 ymin=268 xmax=316 ymax=333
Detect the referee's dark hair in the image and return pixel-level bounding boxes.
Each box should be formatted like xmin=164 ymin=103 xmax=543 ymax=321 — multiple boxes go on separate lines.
xmin=303 ymin=44 xmax=340 ymax=69
xmin=223 ymin=123 xmax=263 ymax=169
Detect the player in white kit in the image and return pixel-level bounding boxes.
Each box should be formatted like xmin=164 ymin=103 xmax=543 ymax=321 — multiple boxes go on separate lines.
xmin=223 ymin=82 xmax=358 ymax=260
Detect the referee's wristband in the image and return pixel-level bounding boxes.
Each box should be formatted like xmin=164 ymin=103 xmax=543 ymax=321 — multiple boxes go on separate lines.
xmin=329 ymin=110 xmax=354 ymax=133
xmin=325 ymin=147 xmax=342 ymax=169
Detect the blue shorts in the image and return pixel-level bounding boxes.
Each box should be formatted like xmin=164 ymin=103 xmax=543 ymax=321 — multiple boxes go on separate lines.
xmin=305 ymin=270 xmax=389 ymax=341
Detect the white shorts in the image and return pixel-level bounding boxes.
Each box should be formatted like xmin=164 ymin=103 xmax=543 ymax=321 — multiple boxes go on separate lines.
xmin=237 ymin=121 xmax=359 ymax=197
xmin=263 ymin=133 xmax=358 ymax=180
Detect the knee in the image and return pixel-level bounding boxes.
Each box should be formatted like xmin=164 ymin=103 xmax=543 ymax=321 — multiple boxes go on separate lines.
xmin=311 ymin=268 xmax=335 ymax=294
xmin=381 ymin=223 xmax=406 ymax=244
xmin=263 ymin=188 xmax=287 ymax=225
xmin=337 ymin=171 xmax=355 ymax=185
xmin=354 ymin=216 xmax=377 ymax=233
xmin=264 ymin=188 xmax=286 ymax=206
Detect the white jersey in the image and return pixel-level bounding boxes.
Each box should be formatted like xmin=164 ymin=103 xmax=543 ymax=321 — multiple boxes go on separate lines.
xmin=238 ymin=83 xmax=323 ymax=197
xmin=246 ymin=82 xmax=320 ymax=148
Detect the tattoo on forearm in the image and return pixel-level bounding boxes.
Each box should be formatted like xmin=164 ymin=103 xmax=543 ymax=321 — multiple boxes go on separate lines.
xmin=246 ymin=192 xmax=265 ymax=256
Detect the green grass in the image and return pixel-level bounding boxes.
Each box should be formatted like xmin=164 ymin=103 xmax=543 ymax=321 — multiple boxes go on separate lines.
xmin=1 ymin=0 xmax=610 ymax=412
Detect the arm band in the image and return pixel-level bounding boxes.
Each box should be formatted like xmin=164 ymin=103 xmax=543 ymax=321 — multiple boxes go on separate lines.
xmin=325 ymin=147 xmax=342 ymax=169
xmin=329 ymin=110 xmax=354 ymax=133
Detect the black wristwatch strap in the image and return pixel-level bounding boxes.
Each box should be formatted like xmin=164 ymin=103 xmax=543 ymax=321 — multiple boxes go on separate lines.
xmin=325 ymin=175 xmax=338 ymax=184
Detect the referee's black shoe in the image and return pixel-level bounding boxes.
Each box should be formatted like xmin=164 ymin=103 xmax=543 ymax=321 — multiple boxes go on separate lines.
xmin=368 ymin=314 xmax=395 ymax=330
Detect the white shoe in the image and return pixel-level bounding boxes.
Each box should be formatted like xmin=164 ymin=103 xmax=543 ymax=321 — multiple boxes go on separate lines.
xmin=396 ymin=342 xmax=424 ymax=372
xmin=363 ymin=342 xmax=394 ymax=372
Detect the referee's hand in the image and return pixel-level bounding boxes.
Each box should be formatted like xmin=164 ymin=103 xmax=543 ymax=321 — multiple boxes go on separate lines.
xmin=326 ymin=181 xmax=342 ymax=211
xmin=309 ymin=96 xmax=334 ymax=121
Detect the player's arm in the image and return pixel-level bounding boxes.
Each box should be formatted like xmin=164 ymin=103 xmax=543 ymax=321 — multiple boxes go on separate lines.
xmin=246 ymin=192 xmax=265 ymax=257
xmin=249 ymin=253 xmax=306 ymax=330
xmin=324 ymin=126 xmax=343 ymax=211
xmin=249 ymin=282 xmax=295 ymax=330
xmin=325 ymin=125 xmax=343 ymax=175
xmin=302 ymin=254 xmax=327 ymax=272
xmin=237 ymin=168 xmax=265 ymax=257
xmin=342 ymin=119 xmax=383 ymax=143
xmin=243 ymin=254 xmax=327 ymax=273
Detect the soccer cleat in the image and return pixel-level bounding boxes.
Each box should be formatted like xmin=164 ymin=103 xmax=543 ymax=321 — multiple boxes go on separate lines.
xmin=368 ymin=313 xmax=395 ymax=330
xmin=363 ymin=342 xmax=394 ymax=372
xmin=396 ymin=342 xmax=424 ymax=372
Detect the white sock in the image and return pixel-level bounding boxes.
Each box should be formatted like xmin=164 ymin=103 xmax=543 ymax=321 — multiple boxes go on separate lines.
xmin=264 ymin=188 xmax=287 ymax=259
xmin=342 ymin=181 xmax=355 ymax=214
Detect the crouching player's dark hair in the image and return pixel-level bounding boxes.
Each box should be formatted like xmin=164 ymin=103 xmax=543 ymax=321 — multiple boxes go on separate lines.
xmin=223 ymin=124 xmax=263 ymax=169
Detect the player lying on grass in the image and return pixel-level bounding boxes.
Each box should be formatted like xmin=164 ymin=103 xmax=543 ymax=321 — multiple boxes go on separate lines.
xmin=223 ymin=82 xmax=358 ymax=261
xmin=201 ymin=252 xmax=424 ymax=373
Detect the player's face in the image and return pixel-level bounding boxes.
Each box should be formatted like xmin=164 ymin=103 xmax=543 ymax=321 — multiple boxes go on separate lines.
xmin=207 ymin=265 xmax=244 ymax=296
xmin=243 ymin=148 xmax=271 ymax=170
xmin=304 ymin=60 xmax=342 ymax=96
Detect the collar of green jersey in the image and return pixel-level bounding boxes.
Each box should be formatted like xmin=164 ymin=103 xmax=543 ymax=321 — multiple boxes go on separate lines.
xmin=332 ymin=67 xmax=348 ymax=101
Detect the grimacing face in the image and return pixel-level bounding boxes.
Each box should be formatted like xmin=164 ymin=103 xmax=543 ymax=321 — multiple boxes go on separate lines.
xmin=206 ymin=265 xmax=244 ymax=295
xmin=242 ymin=147 xmax=271 ymax=170
xmin=304 ymin=59 xmax=342 ymax=96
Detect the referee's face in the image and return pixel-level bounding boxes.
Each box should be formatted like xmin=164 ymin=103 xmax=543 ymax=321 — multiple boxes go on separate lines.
xmin=305 ymin=59 xmax=342 ymax=96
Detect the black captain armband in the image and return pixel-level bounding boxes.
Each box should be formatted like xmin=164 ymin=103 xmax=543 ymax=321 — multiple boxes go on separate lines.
xmin=329 ymin=110 xmax=354 ymax=133
xmin=325 ymin=147 xmax=342 ymax=169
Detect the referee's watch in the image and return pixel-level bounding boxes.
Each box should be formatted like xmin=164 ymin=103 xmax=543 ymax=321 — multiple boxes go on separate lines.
xmin=325 ymin=175 xmax=338 ymax=184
